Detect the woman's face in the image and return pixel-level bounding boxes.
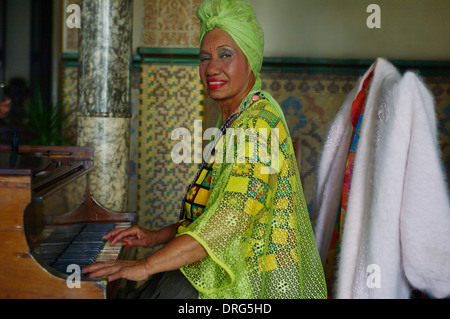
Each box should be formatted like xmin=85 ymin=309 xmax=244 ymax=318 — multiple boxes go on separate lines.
xmin=0 ymin=99 xmax=11 ymax=119
xmin=199 ymin=28 xmax=255 ymax=109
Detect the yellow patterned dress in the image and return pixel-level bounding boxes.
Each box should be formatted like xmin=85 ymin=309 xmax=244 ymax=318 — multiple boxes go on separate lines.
xmin=177 ymin=96 xmax=327 ymax=299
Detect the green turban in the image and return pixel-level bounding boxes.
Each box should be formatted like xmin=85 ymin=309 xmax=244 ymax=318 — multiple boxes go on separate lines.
xmin=197 ymin=0 xmax=264 ymax=89
xmin=197 ymin=0 xmax=286 ymax=124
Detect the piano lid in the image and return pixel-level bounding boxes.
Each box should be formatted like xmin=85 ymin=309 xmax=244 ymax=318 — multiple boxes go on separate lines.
xmin=0 ymin=152 xmax=54 ymax=175
xmin=0 ymin=147 xmax=92 ymax=200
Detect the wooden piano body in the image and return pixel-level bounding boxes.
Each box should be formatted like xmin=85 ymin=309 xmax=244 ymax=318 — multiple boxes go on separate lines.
xmin=0 ymin=145 xmax=137 ymax=299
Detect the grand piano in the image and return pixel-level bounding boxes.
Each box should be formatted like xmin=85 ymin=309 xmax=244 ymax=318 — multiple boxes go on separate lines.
xmin=0 ymin=145 xmax=137 ymax=299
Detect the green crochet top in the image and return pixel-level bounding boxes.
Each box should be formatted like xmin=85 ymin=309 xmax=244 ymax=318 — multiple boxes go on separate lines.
xmin=177 ymin=98 xmax=327 ymax=299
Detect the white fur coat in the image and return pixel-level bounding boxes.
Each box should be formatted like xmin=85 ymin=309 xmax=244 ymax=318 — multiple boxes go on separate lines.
xmin=312 ymin=58 xmax=450 ymax=299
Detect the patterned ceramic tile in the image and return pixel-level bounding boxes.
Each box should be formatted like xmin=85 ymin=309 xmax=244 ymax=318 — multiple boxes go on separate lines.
xmin=142 ymin=0 xmax=200 ymax=48
xmin=138 ymin=64 xmax=204 ymax=232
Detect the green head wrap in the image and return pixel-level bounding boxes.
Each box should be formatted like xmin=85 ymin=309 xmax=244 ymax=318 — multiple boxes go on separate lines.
xmin=197 ymin=0 xmax=264 ymax=91
xmin=197 ymin=0 xmax=286 ymax=125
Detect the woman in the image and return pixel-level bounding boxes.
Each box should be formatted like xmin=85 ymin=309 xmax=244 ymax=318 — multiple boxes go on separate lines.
xmin=83 ymin=0 xmax=327 ymax=299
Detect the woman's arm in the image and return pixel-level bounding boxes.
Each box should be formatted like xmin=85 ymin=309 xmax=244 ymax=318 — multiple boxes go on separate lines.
xmin=82 ymin=233 xmax=207 ymax=282
xmin=143 ymin=234 xmax=208 ymax=277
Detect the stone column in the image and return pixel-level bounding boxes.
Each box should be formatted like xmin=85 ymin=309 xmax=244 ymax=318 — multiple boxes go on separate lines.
xmin=77 ymin=0 xmax=133 ymax=212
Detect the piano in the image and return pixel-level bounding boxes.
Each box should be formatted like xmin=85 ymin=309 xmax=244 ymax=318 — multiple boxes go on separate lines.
xmin=0 ymin=145 xmax=137 ymax=299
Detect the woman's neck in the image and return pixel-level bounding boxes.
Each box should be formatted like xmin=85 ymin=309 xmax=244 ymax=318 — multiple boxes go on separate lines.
xmin=220 ymin=104 xmax=238 ymax=123
xmin=218 ymin=88 xmax=254 ymax=123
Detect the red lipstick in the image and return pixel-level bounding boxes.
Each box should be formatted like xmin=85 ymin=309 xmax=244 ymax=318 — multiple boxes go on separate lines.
xmin=207 ymin=78 xmax=227 ymax=90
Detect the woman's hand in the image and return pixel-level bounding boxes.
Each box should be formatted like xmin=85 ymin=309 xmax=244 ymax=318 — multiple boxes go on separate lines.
xmin=103 ymin=225 xmax=156 ymax=248
xmin=103 ymin=224 xmax=179 ymax=248
xmin=82 ymin=259 xmax=150 ymax=282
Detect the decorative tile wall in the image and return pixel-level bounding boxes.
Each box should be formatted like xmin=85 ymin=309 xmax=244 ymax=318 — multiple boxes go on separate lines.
xmin=142 ymin=0 xmax=202 ymax=48
xmin=138 ymin=64 xmax=204 ymax=232
xmin=260 ymin=72 xmax=360 ymax=211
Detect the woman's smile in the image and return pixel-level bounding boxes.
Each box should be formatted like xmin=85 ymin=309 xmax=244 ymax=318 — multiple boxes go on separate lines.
xmin=207 ymin=78 xmax=227 ymax=90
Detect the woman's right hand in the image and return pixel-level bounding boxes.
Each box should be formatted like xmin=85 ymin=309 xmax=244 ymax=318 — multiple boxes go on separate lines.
xmin=103 ymin=225 xmax=157 ymax=248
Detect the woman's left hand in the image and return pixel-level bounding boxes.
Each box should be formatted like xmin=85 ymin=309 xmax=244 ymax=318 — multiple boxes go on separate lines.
xmin=82 ymin=259 xmax=150 ymax=282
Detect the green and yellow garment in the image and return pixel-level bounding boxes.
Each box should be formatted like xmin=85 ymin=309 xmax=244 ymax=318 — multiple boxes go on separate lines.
xmin=176 ymin=96 xmax=327 ymax=299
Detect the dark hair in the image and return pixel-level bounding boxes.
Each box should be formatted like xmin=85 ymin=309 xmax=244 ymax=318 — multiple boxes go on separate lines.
xmin=4 ymin=77 xmax=28 ymax=100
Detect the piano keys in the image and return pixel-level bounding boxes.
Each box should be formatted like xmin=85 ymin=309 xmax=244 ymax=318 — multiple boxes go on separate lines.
xmin=0 ymin=145 xmax=137 ymax=299
xmin=34 ymin=222 xmax=127 ymax=274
